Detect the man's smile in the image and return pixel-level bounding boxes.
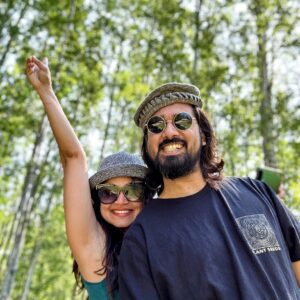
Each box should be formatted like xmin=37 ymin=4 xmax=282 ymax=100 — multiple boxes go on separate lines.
xmin=159 ymin=138 xmax=186 ymax=155
xmin=163 ymin=142 xmax=184 ymax=153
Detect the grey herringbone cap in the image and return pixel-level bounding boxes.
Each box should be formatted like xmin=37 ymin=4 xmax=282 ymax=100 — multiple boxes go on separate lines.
xmin=134 ymin=82 xmax=202 ymax=128
xmin=89 ymin=151 xmax=147 ymax=189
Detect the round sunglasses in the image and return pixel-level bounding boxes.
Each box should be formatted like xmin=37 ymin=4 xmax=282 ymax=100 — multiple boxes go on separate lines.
xmin=95 ymin=182 xmax=145 ymax=204
xmin=146 ymin=112 xmax=196 ymax=134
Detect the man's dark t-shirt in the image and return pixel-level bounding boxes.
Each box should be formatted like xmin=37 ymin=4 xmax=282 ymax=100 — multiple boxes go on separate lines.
xmin=119 ymin=177 xmax=300 ymax=300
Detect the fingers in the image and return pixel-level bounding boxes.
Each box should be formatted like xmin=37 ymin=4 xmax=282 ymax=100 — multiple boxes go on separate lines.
xmin=26 ymin=55 xmax=52 ymax=89
xmin=26 ymin=55 xmax=50 ymax=77
xmin=26 ymin=57 xmax=38 ymax=75
xmin=26 ymin=59 xmax=34 ymax=75
xmin=43 ymin=57 xmax=48 ymax=66
xmin=27 ymin=56 xmax=47 ymax=70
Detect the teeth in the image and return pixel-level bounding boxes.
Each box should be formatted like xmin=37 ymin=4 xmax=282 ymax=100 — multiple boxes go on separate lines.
xmin=113 ymin=210 xmax=130 ymax=214
xmin=164 ymin=143 xmax=183 ymax=152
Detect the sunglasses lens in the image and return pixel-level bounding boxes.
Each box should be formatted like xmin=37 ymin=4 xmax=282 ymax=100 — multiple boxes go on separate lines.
xmin=147 ymin=112 xmax=194 ymax=134
xmin=124 ymin=183 xmax=144 ymax=201
xmin=98 ymin=187 xmax=118 ymax=204
xmin=174 ymin=112 xmax=193 ymax=130
xmin=96 ymin=183 xmax=144 ymax=204
xmin=147 ymin=116 xmax=166 ymax=134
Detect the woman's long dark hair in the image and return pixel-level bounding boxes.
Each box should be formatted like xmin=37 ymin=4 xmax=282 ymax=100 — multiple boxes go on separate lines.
xmin=142 ymin=106 xmax=224 ymax=194
xmin=72 ymin=179 xmax=154 ymax=299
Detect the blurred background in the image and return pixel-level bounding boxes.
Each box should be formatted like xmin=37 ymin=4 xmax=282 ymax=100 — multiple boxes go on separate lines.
xmin=0 ymin=0 xmax=299 ymax=299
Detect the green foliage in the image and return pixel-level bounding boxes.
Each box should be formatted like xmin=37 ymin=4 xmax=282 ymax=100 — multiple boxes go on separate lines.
xmin=0 ymin=0 xmax=299 ymax=298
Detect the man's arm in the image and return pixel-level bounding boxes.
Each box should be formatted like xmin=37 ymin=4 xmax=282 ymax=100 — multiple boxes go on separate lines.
xmin=248 ymin=179 xmax=300 ymax=287
xmin=119 ymin=224 xmax=160 ymax=300
xmin=292 ymin=261 xmax=300 ymax=287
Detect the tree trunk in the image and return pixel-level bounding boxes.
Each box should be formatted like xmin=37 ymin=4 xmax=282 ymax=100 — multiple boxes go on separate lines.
xmin=0 ymin=3 xmax=28 ymax=68
xmin=98 ymin=62 xmax=121 ymax=163
xmin=252 ymin=2 xmax=277 ymax=168
xmin=20 ymin=184 xmax=55 ymax=300
xmin=258 ymin=31 xmax=276 ymax=167
xmin=192 ymin=0 xmax=203 ymax=75
xmin=0 ymin=116 xmax=47 ymax=300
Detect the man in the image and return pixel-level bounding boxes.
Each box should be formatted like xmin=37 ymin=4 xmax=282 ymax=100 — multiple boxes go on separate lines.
xmin=119 ymin=83 xmax=300 ymax=299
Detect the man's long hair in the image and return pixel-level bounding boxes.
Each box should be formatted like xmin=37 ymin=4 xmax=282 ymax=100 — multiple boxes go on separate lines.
xmin=142 ymin=106 xmax=224 ymax=194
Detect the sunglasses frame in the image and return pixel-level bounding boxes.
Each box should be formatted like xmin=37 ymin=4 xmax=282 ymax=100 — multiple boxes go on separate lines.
xmin=95 ymin=182 xmax=144 ymax=204
xmin=145 ymin=112 xmax=196 ymax=134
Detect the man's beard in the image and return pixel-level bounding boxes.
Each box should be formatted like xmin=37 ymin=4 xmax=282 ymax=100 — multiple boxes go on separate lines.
xmin=152 ymin=139 xmax=201 ymax=180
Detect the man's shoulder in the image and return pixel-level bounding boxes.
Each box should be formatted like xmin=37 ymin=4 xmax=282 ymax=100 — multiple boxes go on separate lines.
xmin=220 ymin=176 xmax=267 ymax=191
xmin=219 ymin=176 xmax=274 ymax=201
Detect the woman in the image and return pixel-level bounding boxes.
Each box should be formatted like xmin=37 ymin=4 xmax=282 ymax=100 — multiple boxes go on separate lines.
xmin=76 ymin=151 xmax=151 ymax=299
xmin=26 ymin=56 xmax=153 ymax=299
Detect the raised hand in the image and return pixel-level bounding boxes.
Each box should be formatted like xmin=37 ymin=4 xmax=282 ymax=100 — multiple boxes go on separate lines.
xmin=26 ymin=56 xmax=52 ymax=92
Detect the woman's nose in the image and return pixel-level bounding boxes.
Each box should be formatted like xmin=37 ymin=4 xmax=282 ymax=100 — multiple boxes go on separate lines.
xmin=114 ymin=192 xmax=129 ymax=204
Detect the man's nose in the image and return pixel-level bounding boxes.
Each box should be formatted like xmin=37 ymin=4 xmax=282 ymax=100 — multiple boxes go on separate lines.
xmin=162 ymin=121 xmax=180 ymax=138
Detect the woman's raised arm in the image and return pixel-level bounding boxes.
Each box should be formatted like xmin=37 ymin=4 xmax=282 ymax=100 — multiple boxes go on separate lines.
xmin=26 ymin=56 xmax=105 ymax=281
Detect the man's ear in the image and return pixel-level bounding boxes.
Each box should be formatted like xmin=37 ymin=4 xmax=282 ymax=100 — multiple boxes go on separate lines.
xmin=201 ymin=134 xmax=206 ymax=146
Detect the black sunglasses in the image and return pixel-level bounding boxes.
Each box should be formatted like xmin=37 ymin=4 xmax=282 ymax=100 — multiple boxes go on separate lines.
xmin=146 ymin=112 xmax=196 ymax=134
xmin=95 ymin=182 xmax=144 ymax=204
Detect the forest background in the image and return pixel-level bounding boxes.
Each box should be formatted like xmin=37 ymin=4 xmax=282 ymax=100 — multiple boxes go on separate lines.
xmin=0 ymin=0 xmax=299 ymax=299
